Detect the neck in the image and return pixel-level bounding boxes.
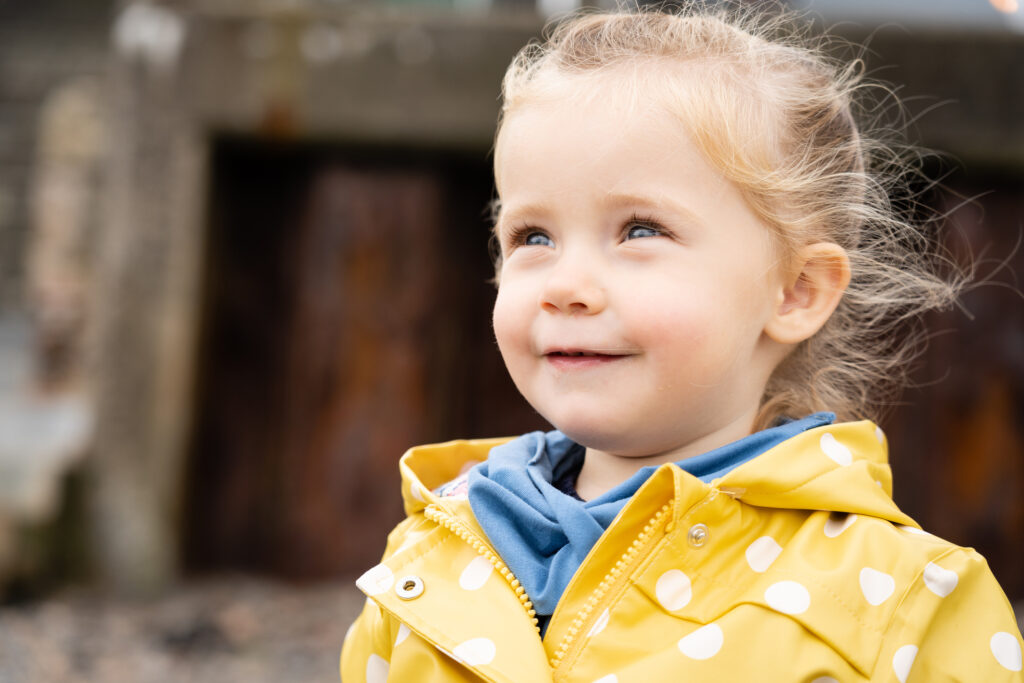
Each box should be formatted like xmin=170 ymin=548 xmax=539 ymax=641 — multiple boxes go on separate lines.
xmin=573 ymin=408 xmax=759 ymax=501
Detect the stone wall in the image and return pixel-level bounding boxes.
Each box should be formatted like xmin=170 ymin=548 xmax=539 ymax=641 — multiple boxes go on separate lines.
xmin=0 ymin=0 xmax=114 ymax=312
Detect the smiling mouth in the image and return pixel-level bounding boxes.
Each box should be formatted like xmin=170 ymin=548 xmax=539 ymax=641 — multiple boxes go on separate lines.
xmin=549 ymin=351 xmax=605 ymax=357
xmin=544 ymin=350 xmax=630 ymax=367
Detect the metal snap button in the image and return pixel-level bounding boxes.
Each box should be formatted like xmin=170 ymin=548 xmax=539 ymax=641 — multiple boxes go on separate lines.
xmin=687 ymin=523 xmax=709 ymax=548
xmin=395 ymin=575 xmax=424 ymax=600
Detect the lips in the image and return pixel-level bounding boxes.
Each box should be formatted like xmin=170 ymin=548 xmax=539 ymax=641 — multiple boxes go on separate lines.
xmin=543 ymin=348 xmax=631 ymax=369
xmin=542 ymin=345 xmax=630 ymax=356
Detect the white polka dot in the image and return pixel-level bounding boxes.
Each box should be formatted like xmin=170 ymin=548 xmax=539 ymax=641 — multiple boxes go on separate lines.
xmin=745 ymin=536 xmax=782 ymax=573
xmin=678 ymin=623 xmax=723 ymax=660
xmin=592 ymin=675 xmax=619 ymax=683
xmin=811 ymin=677 xmax=839 ymax=683
xmin=824 ymin=513 xmax=858 ymax=538
xmin=820 ymin=432 xmax=853 ymax=466
xmin=764 ymin=580 xmax=811 ymax=615
xmin=892 ymin=644 xmax=917 ymax=683
xmin=991 ymin=631 xmax=1023 ymax=672
xmin=656 ymin=569 xmax=692 ymax=611
xmin=459 ymin=556 xmax=493 ymax=591
xmin=875 ymin=480 xmax=883 ymax=487
xmin=587 ymin=608 xmax=610 ymax=638
xmin=875 ymin=425 xmax=885 ymax=443
xmin=395 ymin=623 xmax=411 ymax=647
xmin=366 ymin=653 xmax=389 ymax=683
xmin=859 ymin=567 xmax=895 ymax=606
xmin=452 ymin=637 xmax=496 ymax=666
xmin=922 ymin=561 xmax=958 ymax=598
xmin=356 ymin=564 xmax=394 ymax=596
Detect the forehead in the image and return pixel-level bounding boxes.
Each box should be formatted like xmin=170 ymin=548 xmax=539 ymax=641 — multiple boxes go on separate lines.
xmin=493 ymin=69 xmax=731 ymax=217
xmin=495 ymin=72 xmax=691 ymax=190
xmin=495 ymin=67 xmax=670 ymax=169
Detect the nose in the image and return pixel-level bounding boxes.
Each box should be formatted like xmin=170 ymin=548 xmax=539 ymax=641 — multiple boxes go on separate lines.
xmin=540 ymin=254 xmax=607 ymax=316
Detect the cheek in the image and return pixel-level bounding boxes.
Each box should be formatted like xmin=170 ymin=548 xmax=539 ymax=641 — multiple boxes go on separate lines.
xmin=492 ymin=285 xmax=529 ymax=358
xmin=625 ymin=287 xmax=718 ymax=347
xmin=627 ymin=293 xmax=747 ymax=377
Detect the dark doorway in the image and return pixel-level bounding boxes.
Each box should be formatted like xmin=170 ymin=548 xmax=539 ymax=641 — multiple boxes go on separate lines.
xmin=182 ymin=136 xmax=548 ymax=580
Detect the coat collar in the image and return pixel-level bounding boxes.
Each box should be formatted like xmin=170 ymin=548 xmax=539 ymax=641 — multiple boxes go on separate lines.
xmin=398 ymin=421 xmax=916 ymax=529
xmin=399 ymin=436 xmax=508 ymax=516
xmin=714 ymin=419 xmax=916 ymax=526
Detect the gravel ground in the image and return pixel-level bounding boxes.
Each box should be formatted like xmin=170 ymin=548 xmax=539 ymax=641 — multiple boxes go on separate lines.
xmin=0 ymin=575 xmax=366 ymax=683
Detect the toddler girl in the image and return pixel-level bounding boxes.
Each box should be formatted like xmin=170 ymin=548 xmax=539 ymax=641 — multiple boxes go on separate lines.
xmin=341 ymin=4 xmax=1024 ymax=681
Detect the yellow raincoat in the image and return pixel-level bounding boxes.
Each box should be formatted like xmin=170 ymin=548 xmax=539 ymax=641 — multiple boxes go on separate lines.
xmin=341 ymin=420 xmax=1024 ymax=682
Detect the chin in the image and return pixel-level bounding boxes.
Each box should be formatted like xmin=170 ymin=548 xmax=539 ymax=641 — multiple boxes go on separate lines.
xmin=547 ymin=416 xmax=649 ymax=456
xmin=538 ymin=408 xmax=610 ymax=442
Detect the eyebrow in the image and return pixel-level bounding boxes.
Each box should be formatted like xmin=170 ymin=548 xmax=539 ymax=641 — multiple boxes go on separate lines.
xmin=498 ymin=192 xmax=705 ymax=230
xmin=604 ymin=192 xmax=706 ymax=228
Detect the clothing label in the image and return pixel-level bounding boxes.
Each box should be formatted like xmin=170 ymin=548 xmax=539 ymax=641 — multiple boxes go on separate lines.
xmin=433 ymin=471 xmax=470 ymax=500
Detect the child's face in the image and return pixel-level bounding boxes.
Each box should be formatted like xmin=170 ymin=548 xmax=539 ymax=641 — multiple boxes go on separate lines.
xmin=491 ymin=77 xmax=790 ymax=457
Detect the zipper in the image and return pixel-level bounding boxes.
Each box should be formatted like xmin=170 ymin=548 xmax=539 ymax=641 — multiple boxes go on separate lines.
xmin=424 ymin=503 xmax=540 ymax=633
xmin=549 ymin=502 xmax=673 ymax=672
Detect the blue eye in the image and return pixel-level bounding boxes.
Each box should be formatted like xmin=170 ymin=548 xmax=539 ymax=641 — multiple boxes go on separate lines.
xmin=624 ymin=223 xmax=661 ymax=240
xmin=524 ymin=231 xmax=554 ymax=247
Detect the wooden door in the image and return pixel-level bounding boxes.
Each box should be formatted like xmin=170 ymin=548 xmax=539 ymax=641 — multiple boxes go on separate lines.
xmin=183 ymin=138 xmax=547 ymax=579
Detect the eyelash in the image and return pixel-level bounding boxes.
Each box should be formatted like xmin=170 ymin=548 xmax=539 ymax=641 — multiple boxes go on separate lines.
xmin=503 ymin=223 xmax=546 ymax=249
xmin=622 ymin=214 xmax=666 ymax=240
xmin=503 ymin=213 xmax=668 ymax=248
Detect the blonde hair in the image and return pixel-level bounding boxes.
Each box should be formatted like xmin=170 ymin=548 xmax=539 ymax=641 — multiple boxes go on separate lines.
xmin=491 ymin=2 xmax=965 ymax=430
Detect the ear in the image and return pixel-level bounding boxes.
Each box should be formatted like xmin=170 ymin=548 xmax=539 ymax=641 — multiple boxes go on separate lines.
xmin=765 ymin=242 xmax=851 ymax=345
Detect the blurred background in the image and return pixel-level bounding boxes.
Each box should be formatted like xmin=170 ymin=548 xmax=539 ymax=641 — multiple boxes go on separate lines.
xmin=0 ymin=0 xmax=1021 ymax=680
